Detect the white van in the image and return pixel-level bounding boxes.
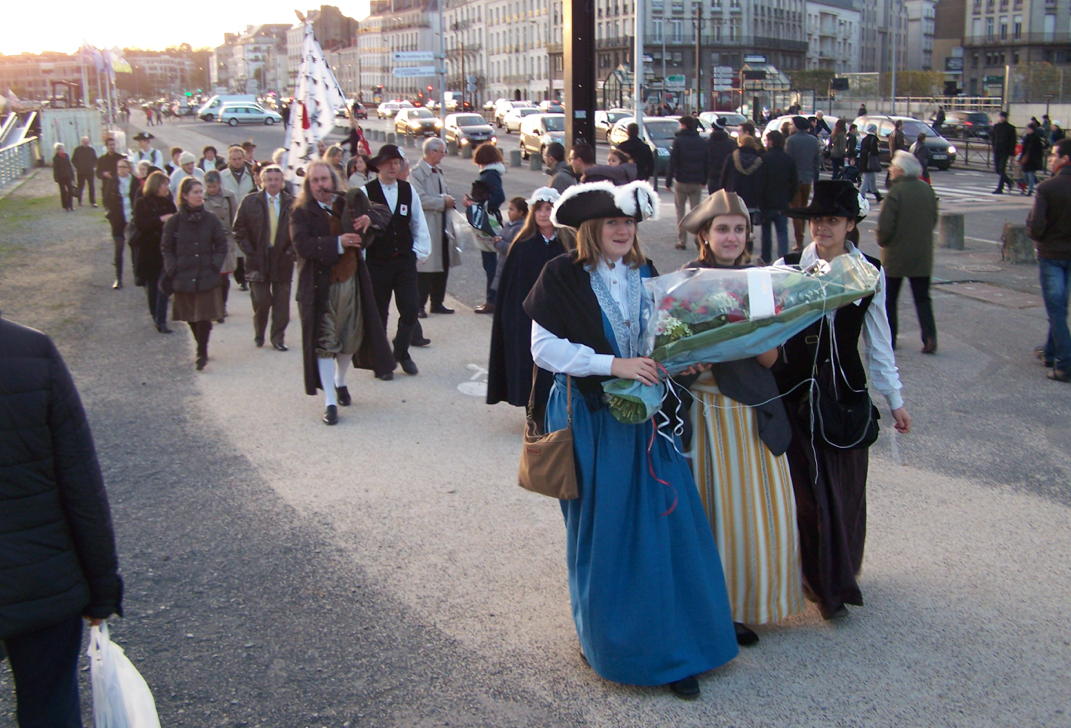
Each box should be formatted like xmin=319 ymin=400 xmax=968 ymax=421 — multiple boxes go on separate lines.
xmin=198 ymin=95 xmax=258 ymax=122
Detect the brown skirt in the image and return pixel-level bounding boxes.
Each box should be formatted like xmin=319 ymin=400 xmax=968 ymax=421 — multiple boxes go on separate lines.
xmin=171 ymin=286 xmax=224 ymax=322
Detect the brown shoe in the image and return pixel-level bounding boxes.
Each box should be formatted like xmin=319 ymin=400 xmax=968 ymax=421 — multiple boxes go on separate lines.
xmin=474 ymin=303 xmax=495 ymax=314
xmin=921 ymin=337 xmax=938 ymax=355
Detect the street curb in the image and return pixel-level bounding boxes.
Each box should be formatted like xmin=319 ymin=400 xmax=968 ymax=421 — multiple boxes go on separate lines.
xmin=0 ymin=168 xmax=42 ymax=203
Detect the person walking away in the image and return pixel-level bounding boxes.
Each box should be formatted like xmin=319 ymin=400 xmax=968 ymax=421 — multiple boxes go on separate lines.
xmin=221 ymin=145 xmax=258 ymax=291
xmin=543 ymin=142 xmax=577 ymax=193
xmin=360 ymin=145 xmax=432 ymax=375
xmin=52 ymin=143 xmax=75 ymax=211
xmin=785 ymin=117 xmax=822 ymax=251
xmin=1026 ymin=138 xmax=1071 ymax=382
xmin=616 ymin=123 xmax=655 ymax=183
xmin=71 ymin=136 xmax=98 ymax=207
xmin=878 ymin=151 xmax=940 ymax=354
xmin=777 ymin=180 xmax=912 ymax=620
xmin=129 ymin=131 xmax=164 ymax=170
xmin=758 ymin=130 xmax=798 ymax=263
xmin=991 ymin=111 xmax=1017 ymax=194
xmin=291 ymin=160 xmax=396 ymax=424
xmin=463 ymin=143 xmax=506 ymax=314
xmin=202 ymin=171 xmax=240 ymax=323
xmin=910 ymin=132 xmax=932 ymax=184
xmin=666 ymin=115 xmax=708 ymax=250
xmin=677 ymin=189 xmax=805 ymax=646
xmin=828 ymin=119 xmax=848 ymax=181
xmin=1020 ymin=123 xmax=1045 ymax=196
xmin=706 ymin=117 xmax=737 ymax=194
xmin=411 ymin=138 xmax=460 ymax=335
xmin=103 ymin=158 xmax=139 ymax=291
xmin=0 ymin=314 xmax=123 ymax=728
xmin=846 ymin=123 xmax=859 ymax=169
xmin=134 ymin=172 xmax=177 ymax=332
xmin=720 ymin=132 xmax=765 ymax=240
xmin=525 ymin=180 xmax=738 ymax=699
xmin=234 ymin=165 xmax=295 ymax=350
xmin=858 ymin=124 xmax=883 ymax=203
xmin=198 ymin=145 xmax=225 ymax=172
xmin=885 ymin=120 xmax=906 ymax=187
xmin=487 ymin=187 xmax=576 ymax=423
xmin=933 ymin=106 xmax=945 ymax=135
xmin=163 ymin=177 xmax=227 ymax=370
xmin=169 ymin=151 xmax=205 ymax=198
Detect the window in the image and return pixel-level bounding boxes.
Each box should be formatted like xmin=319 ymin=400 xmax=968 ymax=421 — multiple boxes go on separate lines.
xmin=671 ymin=19 xmax=683 ymax=41
xmin=985 ymin=16 xmax=994 ymax=38
xmin=973 ymin=17 xmax=983 ymax=37
xmin=999 ymin=15 xmax=1008 ymax=39
xmin=653 ymin=19 xmax=663 ymax=40
xmin=1013 ymin=14 xmax=1022 ymax=38
xmin=1044 ymin=13 xmax=1056 ymax=40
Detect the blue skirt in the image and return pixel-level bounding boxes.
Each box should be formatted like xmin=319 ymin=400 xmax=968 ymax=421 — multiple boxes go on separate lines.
xmin=548 ymin=376 xmax=739 ymax=686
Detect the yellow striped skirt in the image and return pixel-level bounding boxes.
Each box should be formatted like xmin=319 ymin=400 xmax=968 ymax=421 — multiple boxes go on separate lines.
xmin=689 ymin=374 xmax=805 ymax=625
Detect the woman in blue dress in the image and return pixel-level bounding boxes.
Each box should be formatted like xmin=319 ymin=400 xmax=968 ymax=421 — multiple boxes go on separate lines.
xmin=523 ymin=181 xmax=738 ymax=699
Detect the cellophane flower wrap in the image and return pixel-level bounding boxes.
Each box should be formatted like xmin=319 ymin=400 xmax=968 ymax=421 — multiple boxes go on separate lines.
xmin=603 ymin=255 xmax=881 ymax=424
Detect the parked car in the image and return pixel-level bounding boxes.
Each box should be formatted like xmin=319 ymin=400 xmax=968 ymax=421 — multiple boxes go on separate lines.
xmin=853 ymin=115 xmax=958 ymax=169
xmin=483 ymin=99 xmax=498 ymax=111
xmin=933 ymin=110 xmax=991 ymax=139
xmin=700 ymin=111 xmax=748 ymax=139
xmin=608 ymin=116 xmax=679 ymax=175
xmin=519 ymin=113 xmax=566 ymax=159
xmin=538 ymin=100 xmax=565 ymax=113
xmin=395 ymin=107 xmax=443 ymax=137
xmin=494 ymin=100 xmax=534 ymax=127
xmin=444 ymin=113 xmax=497 ymax=147
xmin=503 ymin=107 xmax=542 ymax=133
xmin=595 ymin=108 xmax=633 ymax=141
xmin=218 ymin=103 xmax=283 ymax=126
xmin=377 ymin=101 xmax=413 ymax=119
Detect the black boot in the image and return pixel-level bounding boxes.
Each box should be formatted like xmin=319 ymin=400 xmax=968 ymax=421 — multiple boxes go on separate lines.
xmin=393 ymin=323 xmax=419 ymax=375
xmin=411 ymin=319 xmax=431 ymax=347
xmin=194 ymin=321 xmax=211 ymax=370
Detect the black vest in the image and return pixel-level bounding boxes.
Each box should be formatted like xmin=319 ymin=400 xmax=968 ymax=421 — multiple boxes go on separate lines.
xmin=775 ymin=252 xmax=881 ymax=401
xmin=363 ymin=179 xmax=414 ymax=261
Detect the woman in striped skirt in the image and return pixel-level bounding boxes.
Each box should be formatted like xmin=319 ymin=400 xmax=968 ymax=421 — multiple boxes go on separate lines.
xmin=677 ymin=190 xmax=805 ymax=645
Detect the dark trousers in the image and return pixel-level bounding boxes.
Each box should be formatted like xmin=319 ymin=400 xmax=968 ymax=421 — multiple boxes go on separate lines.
xmin=189 ymin=320 xmax=212 ymax=359
xmin=885 ymin=276 xmax=937 ymax=346
xmin=368 ymin=254 xmax=420 ymax=360
xmin=75 ymin=171 xmax=95 ymax=205
xmin=480 ymin=250 xmax=497 ymax=304
xmin=760 ymin=210 xmax=790 ymax=263
xmin=830 ymin=157 xmax=845 ymax=180
xmin=112 ymin=235 xmax=126 ymax=282
xmin=790 ymin=183 xmax=812 ymax=249
xmin=994 ymin=152 xmax=1013 ymax=191
xmin=145 ymin=274 xmax=170 ymax=327
xmin=234 ymin=257 xmax=246 ymax=286
xmin=57 ymin=181 xmax=74 ymax=210
xmin=418 ymin=272 xmax=448 ymax=310
xmin=220 ymin=273 xmax=230 ymax=314
xmin=250 ymin=280 xmax=292 ymax=345
xmin=3 ymin=615 xmax=84 ymax=728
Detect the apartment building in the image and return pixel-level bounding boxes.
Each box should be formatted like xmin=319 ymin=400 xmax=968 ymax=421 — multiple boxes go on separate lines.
xmin=962 ymin=0 xmax=1071 ymax=94
xmin=805 ymin=0 xmax=862 ymax=73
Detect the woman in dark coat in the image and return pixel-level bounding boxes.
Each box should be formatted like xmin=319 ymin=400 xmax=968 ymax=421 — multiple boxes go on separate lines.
xmin=486 ymin=187 xmax=575 ymax=424
xmin=162 ymin=177 xmax=227 ymax=370
xmin=103 ymin=157 xmax=140 ymax=291
xmin=719 ymin=135 xmax=764 ymax=213
xmin=465 ymin=143 xmax=506 ymax=314
xmin=52 ymin=143 xmax=75 ymax=211
xmin=1019 ymin=123 xmax=1046 ymax=195
xmin=133 ymin=172 xmax=177 ymax=332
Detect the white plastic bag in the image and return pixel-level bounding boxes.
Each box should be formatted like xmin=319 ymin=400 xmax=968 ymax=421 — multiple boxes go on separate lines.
xmin=87 ymin=623 xmax=161 ymax=728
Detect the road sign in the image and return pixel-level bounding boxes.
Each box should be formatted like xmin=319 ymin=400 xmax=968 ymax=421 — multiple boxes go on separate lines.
xmin=466 ymin=83 xmax=477 ymax=92
xmin=393 ymin=51 xmax=436 ymax=62
xmin=713 ymin=65 xmax=734 ymax=79
xmin=743 ymin=54 xmax=767 ymax=64
xmin=466 ymin=75 xmax=477 ymax=84
xmin=393 ymin=65 xmax=439 ymax=78
xmin=665 ymin=74 xmax=686 ymax=89
xmin=945 ymin=57 xmax=964 ymax=72
xmin=984 ymin=75 xmax=1004 ymax=84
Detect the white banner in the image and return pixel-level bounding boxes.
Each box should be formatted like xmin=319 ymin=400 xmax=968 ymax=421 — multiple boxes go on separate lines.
xmin=284 ymin=23 xmax=348 ymax=185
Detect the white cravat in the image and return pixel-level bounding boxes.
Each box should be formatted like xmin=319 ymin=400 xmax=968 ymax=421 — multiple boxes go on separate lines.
xmin=379 ymin=181 xmax=399 ymax=212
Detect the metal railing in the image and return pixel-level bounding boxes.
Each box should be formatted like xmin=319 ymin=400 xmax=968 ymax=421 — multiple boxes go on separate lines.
xmin=0 ymin=137 xmax=39 ymax=190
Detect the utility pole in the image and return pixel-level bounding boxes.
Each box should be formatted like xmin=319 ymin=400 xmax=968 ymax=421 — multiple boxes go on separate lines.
xmin=438 ymin=0 xmax=446 ymax=137
xmin=633 ymin=0 xmax=644 ymax=138
xmin=694 ymin=3 xmax=703 ymax=113
xmin=460 ymin=41 xmax=465 ymax=109
xmin=890 ymin=0 xmax=899 ymax=115
xmin=563 ymin=0 xmax=596 ymax=146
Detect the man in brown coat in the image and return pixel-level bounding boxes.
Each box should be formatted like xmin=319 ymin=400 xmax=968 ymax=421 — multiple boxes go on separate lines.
xmin=234 ymin=165 xmax=295 ymax=350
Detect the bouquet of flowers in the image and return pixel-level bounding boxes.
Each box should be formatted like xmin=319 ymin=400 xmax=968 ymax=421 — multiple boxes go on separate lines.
xmin=603 ymin=255 xmax=881 ymax=424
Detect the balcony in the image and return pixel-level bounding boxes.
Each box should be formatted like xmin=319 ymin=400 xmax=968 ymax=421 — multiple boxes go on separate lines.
xmin=598 ymin=36 xmax=632 ymax=48
xmin=965 ymin=32 xmax=1071 ymax=46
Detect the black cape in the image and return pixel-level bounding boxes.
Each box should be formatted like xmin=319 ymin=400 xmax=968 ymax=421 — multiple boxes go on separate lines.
xmin=486 ymin=232 xmax=568 ymax=410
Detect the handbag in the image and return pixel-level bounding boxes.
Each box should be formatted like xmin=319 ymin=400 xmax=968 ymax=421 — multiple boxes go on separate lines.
xmin=797 ymin=335 xmax=879 ymax=450
xmin=866 ymin=149 xmax=882 ymax=173
xmin=518 ymin=365 xmax=578 ymax=500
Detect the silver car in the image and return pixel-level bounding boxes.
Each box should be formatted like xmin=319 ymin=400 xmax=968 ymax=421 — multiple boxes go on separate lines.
xmin=519 ymin=114 xmax=565 ymax=159
xmin=218 ymin=104 xmax=282 ymax=126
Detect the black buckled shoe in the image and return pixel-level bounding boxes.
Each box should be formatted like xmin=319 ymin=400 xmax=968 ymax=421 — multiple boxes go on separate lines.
xmin=668 ymin=675 xmax=700 ymax=700
xmin=735 ymin=622 xmax=759 ymax=646
xmin=398 ymin=357 xmax=419 ymax=375
xmin=323 ymin=405 xmax=338 ymax=425
xmin=336 ymin=386 xmax=351 ymax=406
xmin=411 ymin=336 xmax=432 ymax=347
xmin=377 ymin=371 xmax=394 ymax=381
xmin=430 ymin=304 xmax=454 ymax=314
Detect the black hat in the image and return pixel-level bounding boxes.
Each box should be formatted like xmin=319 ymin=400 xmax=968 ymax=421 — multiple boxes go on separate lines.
xmin=784 ymin=180 xmax=861 ymax=220
xmin=368 ymin=144 xmax=405 ymax=172
xmin=551 ymin=180 xmax=659 ymax=228
xmin=240 ymin=139 xmax=256 ymax=150
xmin=133 ymin=132 xmax=154 ymax=141
xmin=792 ymin=115 xmax=810 ymax=131
xmin=710 ymin=116 xmax=726 ymax=130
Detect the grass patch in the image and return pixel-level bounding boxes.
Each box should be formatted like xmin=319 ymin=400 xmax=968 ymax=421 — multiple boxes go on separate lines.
xmin=0 ymin=195 xmax=53 ymax=219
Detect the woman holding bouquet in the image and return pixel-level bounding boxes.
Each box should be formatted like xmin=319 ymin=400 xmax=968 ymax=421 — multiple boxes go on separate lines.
xmin=677 ymin=190 xmax=805 ymax=646
xmin=776 ymin=180 xmax=911 ymax=620
xmin=524 ymin=181 xmax=738 ymax=699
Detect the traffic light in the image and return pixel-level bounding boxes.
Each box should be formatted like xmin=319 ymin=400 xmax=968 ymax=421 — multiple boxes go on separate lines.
xmin=428 ymin=85 xmax=433 ymax=92
xmin=185 ymin=91 xmax=192 ymax=97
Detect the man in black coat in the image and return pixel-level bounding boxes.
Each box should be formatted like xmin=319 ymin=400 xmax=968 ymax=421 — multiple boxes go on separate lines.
xmin=991 ymin=110 xmax=1018 ymax=194
xmin=0 ymin=314 xmax=122 ymax=727
xmin=706 ymin=117 xmax=737 ymax=194
xmin=616 ymin=123 xmax=654 ymax=182
xmin=666 ymin=115 xmax=709 ymax=249
xmin=71 ymin=136 xmax=98 ymax=207
xmin=758 ymin=130 xmax=799 ymax=262
xmin=95 ymin=136 xmax=126 ymax=201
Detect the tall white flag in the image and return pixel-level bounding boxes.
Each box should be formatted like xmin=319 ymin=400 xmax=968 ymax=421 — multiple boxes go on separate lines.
xmin=284 ymin=23 xmax=347 ymax=184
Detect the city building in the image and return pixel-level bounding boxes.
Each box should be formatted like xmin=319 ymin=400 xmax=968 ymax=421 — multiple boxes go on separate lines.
xmin=232 ymin=24 xmax=291 ymax=95
xmin=211 ymin=34 xmax=238 ymax=91
xmin=362 ymin=0 xmax=438 ymax=101
xmin=288 ymin=5 xmax=360 ymax=93
xmin=859 ymin=0 xmax=908 ymax=74
xmin=805 ymin=0 xmax=862 ymax=73
xmin=0 ymin=52 xmax=82 ymax=101
xmin=905 ymin=0 xmax=938 ymax=69
xmin=124 ymin=52 xmax=197 ymax=95
xmin=933 ymin=0 xmax=966 ymax=91
xmin=962 ymin=0 xmax=1071 ymax=96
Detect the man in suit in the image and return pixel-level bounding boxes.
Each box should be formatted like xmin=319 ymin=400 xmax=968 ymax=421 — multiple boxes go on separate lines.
xmin=234 ymin=165 xmax=295 ymax=351
xmin=221 ymin=145 xmax=258 ymax=291
xmin=359 ymin=145 xmax=431 ymax=377
xmin=71 ymin=136 xmax=98 ymax=207
xmin=411 ymin=137 xmax=458 ymax=347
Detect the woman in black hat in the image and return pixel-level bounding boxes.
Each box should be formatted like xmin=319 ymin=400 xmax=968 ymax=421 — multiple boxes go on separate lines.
xmin=524 ymin=181 xmax=738 ymax=700
xmin=775 ymin=179 xmax=911 ymax=620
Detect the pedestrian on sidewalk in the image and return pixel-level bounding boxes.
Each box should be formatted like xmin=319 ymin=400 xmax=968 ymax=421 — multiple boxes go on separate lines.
xmin=291 ymin=161 xmax=395 ymax=424
xmin=169 ymin=151 xmax=205 ymax=198
xmin=133 ymin=172 xmax=177 ymax=329
xmin=464 ymin=143 xmax=506 ymax=315
xmin=858 ymin=124 xmax=883 ymax=203
xmin=616 ymin=123 xmax=654 ymax=184
xmin=828 ymin=119 xmax=848 ymax=180
xmin=72 ymin=136 xmax=98 ymax=207
xmin=525 ymin=180 xmax=738 ymax=700
xmin=202 ymin=171 xmax=239 ymax=323
xmin=910 ymin=132 xmax=932 ymax=184
xmin=103 ymin=158 xmax=138 ymax=291
xmin=198 ymin=145 xmax=225 ymax=172
xmin=221 ymin=145 xmax=258 ymax=292
xmin=666 ymin=115 xmax=708 ymax=250
xmin=884 ymin=119 xmax=906 ymax=188
xmin=719 ymin=133 xmax=764 ymax=248
xmin=347 ymin=154 xmax=374 ymax=188
xmin=777 ymin=180 xmax=911 ymax=621
xmin=878 ymin=151 xmax=940 ymax=354
xmin=0 ymin=314 xmax=123 ymax=728
xmin=165 ymin=147 xmax=183 ymax=176
xmin=758 ymin=130 xmax=798 ymax=263
xmin=1019 ymin=123 xmax=1045 ymax=196
xmin=1026 ymin=138 xmax=1071 ymax=382
xmin=705 ymin=116 xmax=736 ymax=194
xmin=163 ymin=177 xmax=228 ymax=371
xmin=129 ymin=132 xmax=164 ymax=170
xmin=785 ymin=117 xmax=822 ymax=251
xmin=51 ymin=143 xmax=75 ymax=211
xmin=677 ymin=189 xmax=805 ymax=648
xmin=411 ymin=137 xmax=458 ymax=333
xmin=991 ymin=111 xmax=1017 ymax=194
xmin=234 ymin=165 xmax=295 ymax=350
xmin=543 ymin=142 xmax=577 ymax=193
xmin=96 ymin=137 xmax=126 ymax=199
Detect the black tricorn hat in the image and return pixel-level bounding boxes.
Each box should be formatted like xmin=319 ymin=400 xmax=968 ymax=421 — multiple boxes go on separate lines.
xmin=784 ymin=180 xmax=861 ymax=220
xmin=368 ymin=144 xmax=405 ymax=172
xmin=133 ymin=132 xmax=155 ymax=141
xmin=551 ymin=180 xmax=660 ymax=228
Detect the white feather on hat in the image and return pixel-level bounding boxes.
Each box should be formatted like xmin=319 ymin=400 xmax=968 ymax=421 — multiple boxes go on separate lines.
xmin=550 ymin=179 xmax=660 ymax=228
xmin=527 ymin=186 xmax=561 ymax=206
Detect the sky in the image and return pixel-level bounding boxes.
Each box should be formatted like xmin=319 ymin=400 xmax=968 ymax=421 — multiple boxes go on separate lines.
xmin=3 ymin=1 xmax=370 ymax=55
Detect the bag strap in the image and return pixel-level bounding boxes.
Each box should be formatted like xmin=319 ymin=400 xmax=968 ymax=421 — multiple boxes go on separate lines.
xmin=528 ymin=364 xmax=571 ymax=425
